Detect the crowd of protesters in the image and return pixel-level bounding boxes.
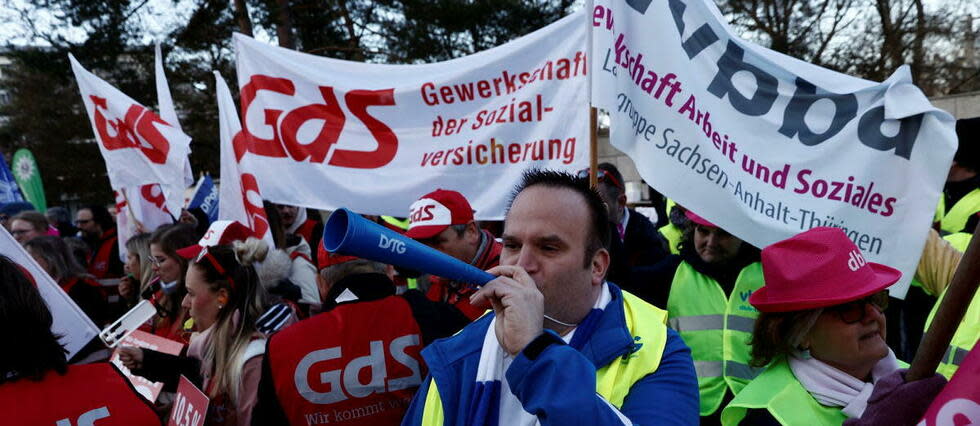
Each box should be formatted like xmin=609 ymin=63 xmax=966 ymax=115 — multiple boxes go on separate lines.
xmin=0 ymin=117 xmax=976 ymax=425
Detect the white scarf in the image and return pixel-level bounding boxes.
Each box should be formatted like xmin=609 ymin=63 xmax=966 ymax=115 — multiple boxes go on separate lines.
xmin=789 ymin=348 xmax=899 ymax=418
xmin=473 ymin=283 xmax=612 ymax=426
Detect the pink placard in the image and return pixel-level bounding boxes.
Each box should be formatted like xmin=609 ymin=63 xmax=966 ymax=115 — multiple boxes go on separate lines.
xmin=168 ymin=375 xmax=209 ymax=426
xmin=109 ymin=329 xmax=184 ymax=402
xmin=918 ymin=342 xmax=980 ymax=425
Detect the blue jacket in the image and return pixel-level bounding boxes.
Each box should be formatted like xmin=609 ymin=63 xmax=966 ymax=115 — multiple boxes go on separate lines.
xmin=401 ymin=283 xmax=699 ymax=425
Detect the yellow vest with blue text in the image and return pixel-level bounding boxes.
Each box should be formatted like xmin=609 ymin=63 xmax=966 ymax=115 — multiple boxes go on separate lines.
xmin=924 ymin=285 xmax=979 ymax=379
xmin=721 ymin=358 xmax=846 ymax=426
xmin=935 ymin=188 xmax=980 ymax=236
xmin=419 ymin=292 xmax=669 ymax=425
xmin=667 ymin=261 xmax=766 ymax=416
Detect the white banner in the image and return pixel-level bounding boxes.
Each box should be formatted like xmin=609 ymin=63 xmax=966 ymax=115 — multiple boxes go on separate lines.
xmin=233 ymin=11 xmax=589 ymax=219
xmin=70 ymin=54 xmax=190 ymax=218
xmin=115 ymin=184 xmax=176 ymax=262
xmin=215 ymin=71 xmax=274 ymax=246
xmin=590 ymin=0 xmax=957 ymax=297
xmin=0 ymin=228 xmax=100 ymax=359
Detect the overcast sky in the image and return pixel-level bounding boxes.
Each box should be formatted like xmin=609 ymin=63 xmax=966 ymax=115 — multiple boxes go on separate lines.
xmin=0 ymin=0 xmax=974 ymax=49
xmin=0 ymin=0 xmax=276 ymax=48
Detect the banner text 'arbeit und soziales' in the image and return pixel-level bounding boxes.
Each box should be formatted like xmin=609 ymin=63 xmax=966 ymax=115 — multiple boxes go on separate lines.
xmin=591 ymin=0 xmax=957 ymax=298
xmin=233 ymin=12 xmax=588 ymax=220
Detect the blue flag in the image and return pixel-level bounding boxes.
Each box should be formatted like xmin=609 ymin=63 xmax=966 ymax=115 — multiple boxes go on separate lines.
xmin=0 ymin=153 xmax=25 ymax=204
xmin=188 ymin=174 xmax=219 ymax=223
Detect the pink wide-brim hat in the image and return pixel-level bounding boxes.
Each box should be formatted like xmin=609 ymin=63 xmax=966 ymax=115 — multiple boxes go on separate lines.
xmin=750 ymin=227 xmax=901 ymax=313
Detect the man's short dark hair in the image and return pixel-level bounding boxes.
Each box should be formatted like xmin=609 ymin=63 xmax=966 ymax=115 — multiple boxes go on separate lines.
xmin=508 ymin=169 xmax=611 ymax=268
xmin=80 ymin=204 xmax=115 ymax=230
xmin=597 ymin=162 xmax=625 ymax=196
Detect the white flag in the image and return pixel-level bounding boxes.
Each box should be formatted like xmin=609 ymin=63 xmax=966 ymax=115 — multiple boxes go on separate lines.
xmin=215 ymin=71 xmax=274 ymax=246
xmin=155 ymin=43 xmax=195 ymax=189
xmin=589 ymin=0 xmax=957 ymax=297
xmin=1 ymin=228 xmax=100 ymax=359
xmin=70 ymin=53 xmax=190 ymax=218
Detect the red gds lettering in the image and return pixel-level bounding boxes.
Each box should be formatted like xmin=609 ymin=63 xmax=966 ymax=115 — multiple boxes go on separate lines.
xmin=240 ymin=173 xmax=270 ymax=239
xmin=294 ymin=334 xmax=422 ymax=404
xmin=90 ymin=96 xmax=172 ymax=164
xmin=141 ymin=184 xmax=169 ymax=213
xmin=237 ymin=75 xmax=398 ymax=169
xmin=409 ymin=205 xmax=436 ymax=223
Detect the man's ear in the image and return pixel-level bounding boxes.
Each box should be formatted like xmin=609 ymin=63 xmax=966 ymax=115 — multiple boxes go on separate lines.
xmin=316 ymin=272 xmax=331 ymax=304
xmin=591 ymin=248 xmax=611 ymax=286
xmin=465 ymin=222 xmax=481 ymax=244
xmin=617 ymin=193 xmax=628 ymax=210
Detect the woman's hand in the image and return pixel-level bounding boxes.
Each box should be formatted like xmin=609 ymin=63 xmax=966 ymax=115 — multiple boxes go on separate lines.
xmin=117 ymin=346 xmax=144 ymax=370
xmin=118 ymin=275 xmax=137 ymax=303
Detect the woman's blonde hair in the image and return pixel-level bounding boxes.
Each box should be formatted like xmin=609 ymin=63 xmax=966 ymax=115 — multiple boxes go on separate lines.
xmin=124 ymin=233 xmax=155 ymax=295
xmin=192 ymin=241 xmax=267 ymax=402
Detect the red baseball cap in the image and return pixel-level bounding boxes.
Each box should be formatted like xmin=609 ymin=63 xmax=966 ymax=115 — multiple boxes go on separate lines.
xmin=405 ymin=189 xmax=475 ymax=239
xmin=750 ymin=227 xmax=901 ymax=313
xmin=316 ymin=240 xmax=358 ymax=270
xmin=685 ymin=210 xmax=717 ymax=228
xmin=177 ymin=220 xmax=254 ymax=259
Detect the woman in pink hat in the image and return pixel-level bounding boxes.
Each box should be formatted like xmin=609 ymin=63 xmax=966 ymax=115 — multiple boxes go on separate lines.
xmin=722 ymin=227 xmax=947 ymax=425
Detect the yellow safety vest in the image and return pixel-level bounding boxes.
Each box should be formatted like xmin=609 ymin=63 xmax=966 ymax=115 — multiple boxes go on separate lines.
xmin=660 ymin=199 xmax=683 ymax=254
xmin=721 ymin=358 xmax=846 ymax=426
xmin=935 ymin=188 xmax=980 ymax=234
xmin=944 ymin=232 xmax=971 ymax=252
xmin=667 ymin=261 xmax=766 ymax=416
xmin=659 ymin=223 xmax=683 ymax=255
xmin=923 ymin=286 xmax=980 ymax=379
xmin=419 ymin=291 xmax=670 ymax=425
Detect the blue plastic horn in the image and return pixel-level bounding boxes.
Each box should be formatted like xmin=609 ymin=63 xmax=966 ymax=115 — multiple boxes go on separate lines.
xmin=323 ymin=208 xmax=495 ymax=286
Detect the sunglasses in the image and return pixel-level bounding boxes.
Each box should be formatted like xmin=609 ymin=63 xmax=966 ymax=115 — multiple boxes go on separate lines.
xmin=74 ymin=218 xmax=94 ymax=225
xmin=826 ymin=290 xmax=889 ymax=324
xmin=577 ymin=168 xmax=624 ymax=189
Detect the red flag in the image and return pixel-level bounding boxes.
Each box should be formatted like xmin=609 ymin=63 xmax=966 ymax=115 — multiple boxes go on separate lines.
xmin=918 ymin=341 xmax=980 ymax=425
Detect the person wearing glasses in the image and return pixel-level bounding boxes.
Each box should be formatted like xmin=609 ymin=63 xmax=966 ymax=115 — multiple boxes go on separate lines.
xmin=10 ymin=210 xmax=55 ymax=244
xmin=75 ymin=204 xmax=124 ymax=279
xmin=119 ymin=239 xmax=268 ymax=426
xmin=145 ymin=223 xmax=199 ymax=342
xmin=722 ymin=227 xmax=947 ymax=425
xmin=579 ymin=163 xmax=669 ymax=296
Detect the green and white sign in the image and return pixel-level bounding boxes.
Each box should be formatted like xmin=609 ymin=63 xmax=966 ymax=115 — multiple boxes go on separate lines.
xmin=12 ymin=149 xmax=46 ymax=212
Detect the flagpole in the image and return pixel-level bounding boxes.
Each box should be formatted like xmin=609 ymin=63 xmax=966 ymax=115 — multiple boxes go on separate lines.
xmin=585 ymin=0 xmax=599 ymax=189
xmin=119 ymin=189 xmax=146 ymax=233
xmin=907 ymin=224 xmax=980 ymax=381
xmin=590 ymin=108 xmax=598 ymax=188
